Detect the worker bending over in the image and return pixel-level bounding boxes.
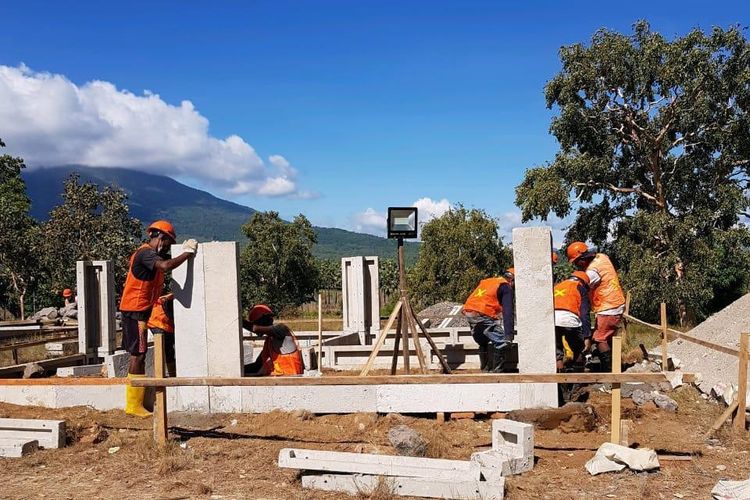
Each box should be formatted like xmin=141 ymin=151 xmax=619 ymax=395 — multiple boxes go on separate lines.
xmin=243 ymin=304 xmax=304 ymax=376
xmin=147 ymin=293 xmax=176 ymax=376
xmin=462 ymin=268 xmax=515 ymax=373
xmin=566 ymin=242 xmax=625 ymax=372
xmin=553 ymin=271 xmax=591 ymax=372
xmin=119 ymin=220 xmax=196 ymax=417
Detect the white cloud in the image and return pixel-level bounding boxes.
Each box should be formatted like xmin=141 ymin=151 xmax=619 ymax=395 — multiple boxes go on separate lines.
xmin=413 ymin=197 xmax=451 ymax=221
xmin=351 ymin=197 xmax=453 ymax=237
xmin=0 ymin=64 xmax=310 ymax=198
xmin=496 ymin=210 xmax=571 ymax=248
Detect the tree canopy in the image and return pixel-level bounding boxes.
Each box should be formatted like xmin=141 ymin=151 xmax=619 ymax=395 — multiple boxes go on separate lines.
xmin=515 ymin=22 xmax=750 ymax=322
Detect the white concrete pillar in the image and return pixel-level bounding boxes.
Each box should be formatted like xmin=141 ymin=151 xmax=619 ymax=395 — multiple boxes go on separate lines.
xmin=76 ymin=260 xmax=117 ymax=362
xmin=512 ymin=227 xmax=558 ymax=407
xmin=341 ymin=256 xmax=380 ymax=345
xmin=94 ymin=260 xmax=117 ymax=358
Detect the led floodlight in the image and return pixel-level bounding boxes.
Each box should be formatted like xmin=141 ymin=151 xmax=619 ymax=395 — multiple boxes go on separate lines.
xmin=387 ymin=207 xmax=418 ymax=239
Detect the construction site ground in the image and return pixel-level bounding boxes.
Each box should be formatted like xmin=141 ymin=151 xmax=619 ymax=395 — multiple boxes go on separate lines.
xmin=1 ymin=384 xmax=749 ymax=499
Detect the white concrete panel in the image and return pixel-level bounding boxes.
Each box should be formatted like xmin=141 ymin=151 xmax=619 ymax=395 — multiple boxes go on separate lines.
xmin=209 ymin=387 xmax=242 ymax=412
xmin=0 ymin=438 xmax=38 ymax=458
xmin=53 ymin=386 xmax=124 ymax=411
xmin=0 ymin=418 xmax=65 ymax=448
xmin=56 ymin=364 xmax=104 ymax=377
xmin=512 ymin=227 xmax=558 ymax=408
xmin=0 ymin=386 xmax=57 ymax=408
xmin=376 ymin=384 xmax=521 ymax=413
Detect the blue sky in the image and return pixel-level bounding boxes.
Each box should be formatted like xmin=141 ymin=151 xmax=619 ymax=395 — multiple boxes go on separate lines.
xmin=1 ymin=1 xmax=747 ymax=242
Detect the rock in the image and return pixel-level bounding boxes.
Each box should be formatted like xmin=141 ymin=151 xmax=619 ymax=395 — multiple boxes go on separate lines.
xmin=621 ymin=383 xmax=649 ymax=398
xmin=387 ymin=425 xmax=427 ymax=457
xmin=653 ymin=393 xmax=678 ymax=412
xmin=507 ymin=402 xmax=597 ymax=432
xmin=630 ymin=389 xmax=654 ymax=406
xmin=22 ymin=363 xmax=45 ymax=379
xmin=32 ymin=306 xmax=58 ymax=320
xmin=80 ymin=425 xmax=109 ymax=445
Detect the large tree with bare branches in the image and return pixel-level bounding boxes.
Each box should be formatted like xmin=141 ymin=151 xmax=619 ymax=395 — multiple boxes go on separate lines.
xmin=515 ymin=21 xmax=750 ymax=323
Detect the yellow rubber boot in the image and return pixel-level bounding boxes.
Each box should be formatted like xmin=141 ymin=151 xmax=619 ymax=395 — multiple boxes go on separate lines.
xmin=125 ymin=374 xmax=152 ymax=418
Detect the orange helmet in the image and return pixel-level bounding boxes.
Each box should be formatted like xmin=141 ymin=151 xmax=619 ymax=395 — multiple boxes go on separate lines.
xmin=566 ymin=241 xmax=589 ymax=262
xmin=62 ymin=288 xmax=73 ymax=298
xmin=248 ymin=304 xmax=274 ymax=322
xmin=147 ymin=220 xmax=176 ymax=242
xmin=552 ymin=252 xmax=559 ymax=264
xmin=572 ymin=271 xmax=590 ymax=286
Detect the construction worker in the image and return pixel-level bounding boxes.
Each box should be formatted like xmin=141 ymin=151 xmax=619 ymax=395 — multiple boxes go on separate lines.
xmin=243 ymin=304 xmax=304 ymax=376
xmin=119 ymin=220 xmax=197 ymax=417
xmin=553 ymin=271 xmax=591 ymax=372
xmin=566 ymin=242 xmax=625 ymax=372
xmin=463 ymin=268 xmax=515 ymax=373
xmin=147 ymin=293 xmax=176 ymax=376
xmin=62 ymin=288 xmax=76 ymax=307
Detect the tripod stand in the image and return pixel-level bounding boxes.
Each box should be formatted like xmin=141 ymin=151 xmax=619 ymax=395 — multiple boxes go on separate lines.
xmin=360 ymin=237 xmax=451 ymax=376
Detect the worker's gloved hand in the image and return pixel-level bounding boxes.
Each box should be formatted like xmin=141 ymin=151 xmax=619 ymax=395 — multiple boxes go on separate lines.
xmin=182 ymin=239 xmax=198 ymax=254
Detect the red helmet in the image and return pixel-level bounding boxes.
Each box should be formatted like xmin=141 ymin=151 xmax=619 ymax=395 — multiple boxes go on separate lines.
xmin=248 ymin=304 xmax=273 ymax=322
xmin=147 ymin=220 xmax=176 ymax=242
xmin=504 ymin=267 xmax=515 ymax=278
xmin=566 ymin=241 xmax=589 ymax=263
xmin=62 ymin=288 xmax=73 ymax=298
xmin=572 ymin=271 xmax=590 ymax=286
xmin=552 ymin=252 xmax=559 ymax=264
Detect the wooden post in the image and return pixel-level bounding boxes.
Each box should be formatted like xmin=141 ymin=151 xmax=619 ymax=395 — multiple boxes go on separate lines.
xmin=660 ymin=302 xmax=668 ymax=371
xmin=622 ymin=292 xmax=631 ymax=347
xmin=610 ymin=335 xmax=622 ymax=444
xmin=317 ymin=293 xmax=323 ymax=372
xmin=360 ymin=301 xmax=402 ymax=376
xmin=734 ymin=332 xmax=749 ymax=432
xmin=153 ymin=333 xmax=168 ymax=445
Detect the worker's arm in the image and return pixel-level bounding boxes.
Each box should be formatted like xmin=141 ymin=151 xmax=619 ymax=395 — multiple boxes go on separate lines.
xmin=252 ymin=324 xmax=287 ymax=340
xmin=498 ymin=284 xmax=515 ymax=337
xmin=154 ymin=252 xmax=192 ymax=272
xmin=580 ymin=284 xmax=592 ymax=339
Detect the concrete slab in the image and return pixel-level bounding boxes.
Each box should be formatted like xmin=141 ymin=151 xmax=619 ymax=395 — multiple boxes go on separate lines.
xmin=376 ymin=384 xmax=520 ymax=413
xmin=0 ymin=438 xmax=38 ymax=458
xmin=0 ymin=418 xmax=65 ymax=448
xmin=56 ymin=364 xmax=105 ymax=377
xmin=301 ymin=473 xmax=504 ymax=500
xmin=278 ymin=448 xmax=481 ymax=480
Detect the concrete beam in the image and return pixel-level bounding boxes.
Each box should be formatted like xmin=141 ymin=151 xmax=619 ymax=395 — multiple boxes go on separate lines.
xmin=0 ymin=438 xmax=38 ymax=458
xmin=0 ymin=418 xmax=65 ymax=448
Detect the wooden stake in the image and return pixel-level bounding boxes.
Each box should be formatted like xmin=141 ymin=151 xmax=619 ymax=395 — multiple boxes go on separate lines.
xmin=405 ymin=300 xmax=452 ymax=374
xmin=610 ymin=335 xmax=622 ymax=444
xmin=405 ymin=305 xmax=428 ymax=373
xmin=706 ymin=399 xmax=738 ymax=438
xmin=622 ymin=292 xmax=631 ymax=347
xmin=317 ymin=293 xmax=322 ymax=372
xmin=660 ymin=302 xmax=668 ymax=370
xmin=153 ymin=333 xmax=168 ymax=445
xmin=360 ymin=300 xmax=402 ymax=376
xmin=734 ymin=332 xmax=749 ymax=432
xmin=390 ymin=319 xmax=401 ymax=375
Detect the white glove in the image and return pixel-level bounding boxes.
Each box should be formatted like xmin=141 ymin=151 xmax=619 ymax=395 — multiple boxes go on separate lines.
xmin=182 ymin=239 xmax=198 ymax=254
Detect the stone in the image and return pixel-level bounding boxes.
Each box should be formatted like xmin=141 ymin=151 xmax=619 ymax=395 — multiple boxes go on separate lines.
xmin=32 ymin=307 xmax=58 ymax=320
xmin=388 ymin=425 xmax=427 ymax=457
xmin=630 ymin=389 xmax=653 ymax=406
xmin=22 ymin=363 xmax=45 ymax=379
xmin=0 ymin=418 xmax=66 ymax=448
xmin=652 ymin=393 xmax=678 ymax=412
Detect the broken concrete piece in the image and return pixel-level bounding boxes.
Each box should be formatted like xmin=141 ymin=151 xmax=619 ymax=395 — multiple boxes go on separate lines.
xmin=652 ymin=393 xmax=678 ymax=412
xmin=301 ymin=473 xmax=504 ymax=500
xmin=0 ymin=438 xmax=39 ymax=458
xmin=22 ymin=363 xmax=45 ymax=379
xmin=56 ymin=364 xmax=105 ymax=377
xmin=712 ymin=478 xmax=750 ymax=500
xmin=388 ymin=425 xmax=427 ymax=457
xmin=585 ymin=443 xmax=660 ymax=475
xmin=0 ymin=418 xmax=65 ymax=449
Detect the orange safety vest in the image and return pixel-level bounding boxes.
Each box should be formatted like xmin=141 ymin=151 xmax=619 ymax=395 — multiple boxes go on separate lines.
xmin=587 ymin=253 xmax=625 ymax=313
xmin=463 ymin=277 xmax=508 ymax=319
xmin=260 ymin=330 xmax=304 ymax=376
xmin=120 ymin=244 xmax=165 ymax=312
xmin=554 ymin=279 xmax=583 ymax=317
xmin=147 ymin=294 xmax=174 ymax=333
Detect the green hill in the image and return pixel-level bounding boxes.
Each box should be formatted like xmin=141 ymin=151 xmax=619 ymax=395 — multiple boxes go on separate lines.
xmin=22 ymin=166 xmax=419 ymax=263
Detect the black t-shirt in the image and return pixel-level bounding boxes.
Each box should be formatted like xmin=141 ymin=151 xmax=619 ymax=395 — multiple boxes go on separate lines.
xmin=131 ymin=247 xmax=161 ymax=281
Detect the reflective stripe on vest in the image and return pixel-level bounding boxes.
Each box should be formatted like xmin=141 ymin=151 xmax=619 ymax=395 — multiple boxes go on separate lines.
xmin=554 ymin=279 xmax=583 ymax=317
xmin=261 ymin=331 xmax=304 ymax=376
xmin=463 ymin=277 xmax=508 ymax=319
xmin=119 ymin=244 xmax=165 ymax=312
xmin=147 ymin=294 xmax=174 ymax=333
xmin=588 ymin=253 xmax=625 ymax=313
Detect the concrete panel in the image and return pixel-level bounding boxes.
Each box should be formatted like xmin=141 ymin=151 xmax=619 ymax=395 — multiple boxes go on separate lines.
xmin=240 ymin=385 xmax=378 ymax=413
xmin=376 ymin=384 xmax=521 ymax=413
xmin=93 ymin=260 xmax=117 ymax=357
xmin=105 ymin=349 xmax=154 ymax=378
xmin=301 ymin=474 xmax=504 ymax=500
xmin=56 ymin=364 xmax=104 ymax=377
xmin=53 ymin=386 xmax=125 ymax=411
xmin=0 ymin=438 xmax=38 ymax=458
xmin=512 ymin=227 xmax=558 ymax=408
xmin=0 ymin=386 xmax=57 ymax=408
xmin=342 ymin=257 xmax=365 ymax=336
xmin=0 ymin=418 xmax=65 ymax=448
xmin=209 ymin=387 xmax=242 ymax=413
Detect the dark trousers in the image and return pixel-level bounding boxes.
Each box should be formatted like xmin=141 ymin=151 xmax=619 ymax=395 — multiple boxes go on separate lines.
xmin=555 ymin=326 xmax=585 ymax=364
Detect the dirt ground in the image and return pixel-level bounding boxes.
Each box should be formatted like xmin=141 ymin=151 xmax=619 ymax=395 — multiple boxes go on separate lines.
xmin=0 ymin=385 xmax=749 ymax=500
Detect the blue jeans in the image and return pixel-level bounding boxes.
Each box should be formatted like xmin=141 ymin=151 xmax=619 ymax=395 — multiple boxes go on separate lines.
xmin=465 ymin=312 xmax=512 ymax=349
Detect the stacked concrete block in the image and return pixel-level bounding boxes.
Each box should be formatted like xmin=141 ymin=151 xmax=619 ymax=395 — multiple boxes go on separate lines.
xmin=76 ymin=260 xmax=117 ymax=361
xmin=512 ymin=227 xmax=558 ymax=408
xmin=471 ymin=419 xmax=534 ymax=479
xmin=171 ymin=242 xmax=244 ymax=412
xmin=45 ymin=340 xmax=79 ymax=357
xmin=341 ymin=256 xmax=380 ymax=345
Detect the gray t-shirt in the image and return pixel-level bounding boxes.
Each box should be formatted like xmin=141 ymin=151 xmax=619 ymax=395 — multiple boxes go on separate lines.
xmin=269 ymin=324 xmax=297 ymax=354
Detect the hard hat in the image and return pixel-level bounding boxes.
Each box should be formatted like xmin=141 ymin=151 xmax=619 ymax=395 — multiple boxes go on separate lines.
xmin=552 ymin=252 xmax=559 ymax=264
xmin=147 ymin=220 xmax=176 ymax=242
xmin=566 ymin=241 xmax=589 ymax=262
xmin=248 ymin=304 xmax=274 ymax=322
xmin=572 ymin=271 xmax=590 ymax=286
xmin=62 ymin=288 xmax=73 ymax=298
xmin=504 ymin=267 xmax=515 ymax=278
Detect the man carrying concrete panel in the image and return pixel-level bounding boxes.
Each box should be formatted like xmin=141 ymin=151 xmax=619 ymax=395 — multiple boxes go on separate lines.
xmin=119 ymin=220 xmax=196 ymax=417
xmin=566 ymin=242 xmax=625 ymax=373
xmin=462 ymin=268 xmax=515 ymax=373
xmin=243 ymin=304 xmax=304 ymax=376
xmin=553 ymin=271 xmax=591 ymax=372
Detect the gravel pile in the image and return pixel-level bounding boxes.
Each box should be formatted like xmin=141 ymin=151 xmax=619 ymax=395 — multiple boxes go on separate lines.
xmin=668 ymin=293 xmax=750 ymax=396
xmin=417 ymin=301 xmax=468 ymax=328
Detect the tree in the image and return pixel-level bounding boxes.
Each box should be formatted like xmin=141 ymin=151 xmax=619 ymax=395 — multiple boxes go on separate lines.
xmin=0 ymin=139 xmax=38 ymax=318
xmin=515 ymin=22 xmax=750 ymax=323
xmin=410 ymin=205 xmax=512 ymax=306
xmin=37 ymin=174 xmax=142 ymax=294
xmin=239 ymin=211 xmax=319 ymax=312
xmin=315 ymin=259 xmax=341 ymax=290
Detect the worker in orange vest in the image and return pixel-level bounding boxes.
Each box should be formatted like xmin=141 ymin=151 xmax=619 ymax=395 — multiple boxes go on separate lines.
xmin=553 ymin=271 xmax=591 ymax=372
xmin=243 ymin=304 xmax=304 ymax=376
xmin=566 ymin=242 xmax=625 ymax=372
xmin=147 ymin=293 xmax=176 ymax=376
xmin=462 ymin=268 xmax=515 ymax=373
xmin=119 ymin=220 xmax=196 ymax=417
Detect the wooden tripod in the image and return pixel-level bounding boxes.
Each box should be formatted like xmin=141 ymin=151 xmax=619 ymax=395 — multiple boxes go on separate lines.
xmin=360 ymin=238 xmax=451 ymax=376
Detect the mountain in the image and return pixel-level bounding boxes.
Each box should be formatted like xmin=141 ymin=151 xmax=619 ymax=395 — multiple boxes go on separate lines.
xmin=21 ymin=166 xmax=419 ymax=263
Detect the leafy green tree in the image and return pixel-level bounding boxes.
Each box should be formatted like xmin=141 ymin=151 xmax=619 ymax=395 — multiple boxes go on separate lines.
xmin=0 ymin=139 xmax=39 ymax=318
xmin=410 ymin=205 xmax=512 ymax=306
xmin=515 ymin=22 xmax=750 ymax=323
xmin=37 ymin=174 xmax=142 ymax=294
xmin=315 ymin=258 xmax=341 ymax=290
xmin=239 ymin=211 xmax=319 ymax=311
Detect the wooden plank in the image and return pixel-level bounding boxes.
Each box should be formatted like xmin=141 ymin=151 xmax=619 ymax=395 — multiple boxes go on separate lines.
xmin=390 ymin=319 xmax=401 ymax=375
xmin=0 ymin=354 xmax=86 ymax=377
xmin=735 ymin=333 xmax=749 ymax=432
xmin=610 ymin=336 xmax=622 ymax=444
xmin=129 ymin=371 xmax=696 ymax=388
xmin=624 ymin=314 xmax=740 ymax=357
xmin=317 ymin=293 xmax=322 ymax=371
xmin=359 ymin=301 xmax=402 ymax=376
xmin=406 ymin=300 xmax=452 ymax=374
xmin=404 ymin=303 xmax=428 ymax=374
xmin=153 ymin=334 xmax=168 ymax=445
xmin=0 ymin=378 xmax=127 ymax=386
xmin=660 ymin=303 xmax=668 ymax=370
xmin=705 ymin=399 xmax=738 ymax=438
